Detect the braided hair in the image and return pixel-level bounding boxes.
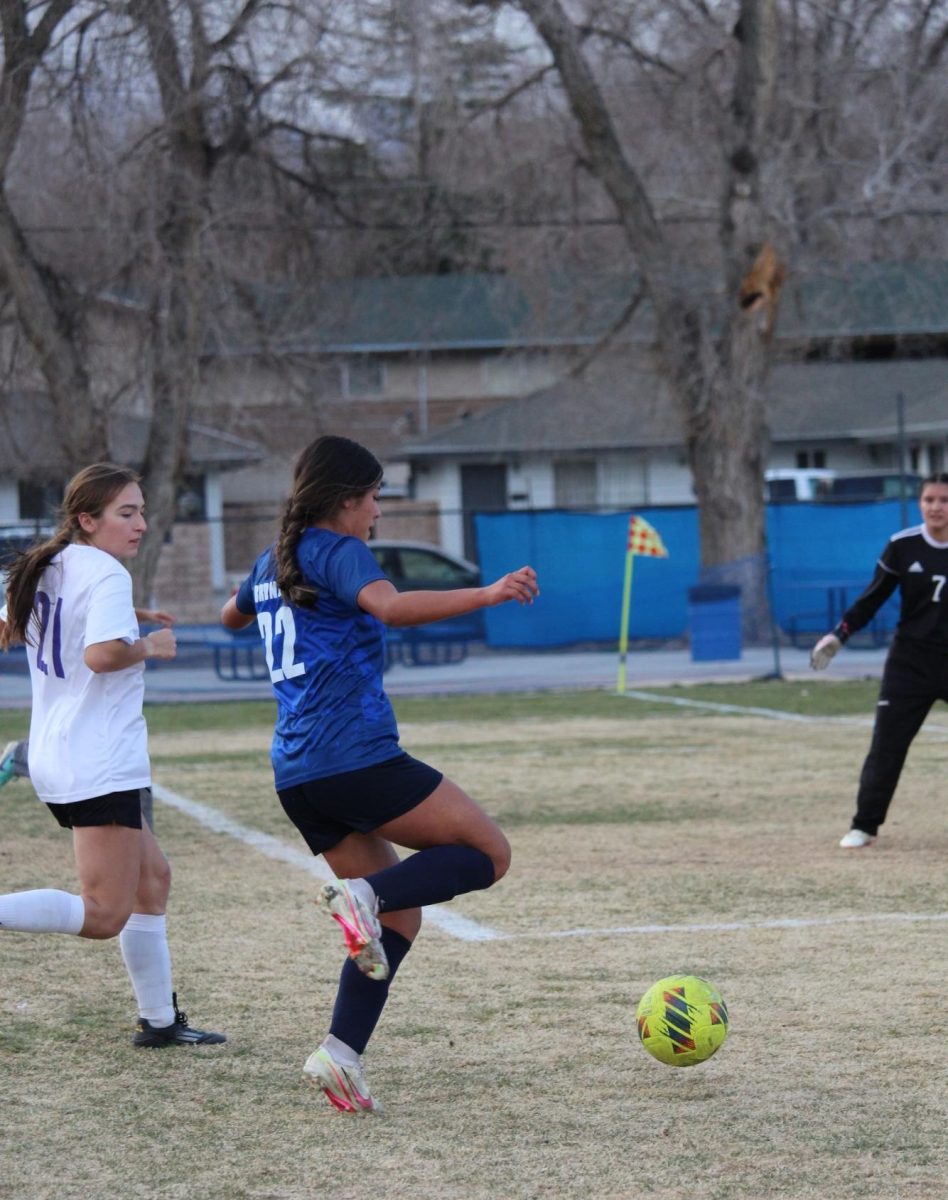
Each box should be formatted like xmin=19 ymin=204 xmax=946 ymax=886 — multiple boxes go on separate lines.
xmin=275 ymin=436 xmax=383 ymax=608
xmin=1 ymin=463 xmax=141 ymax=649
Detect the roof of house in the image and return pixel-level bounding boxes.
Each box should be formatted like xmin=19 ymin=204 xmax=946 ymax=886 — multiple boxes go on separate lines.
xmin=0 ymin=394 xmax=263 ymax=476
xmin=401 ymin=358 xmax=948 ymax=458
xmin=206 ymin=261 xmax=948 ymax=356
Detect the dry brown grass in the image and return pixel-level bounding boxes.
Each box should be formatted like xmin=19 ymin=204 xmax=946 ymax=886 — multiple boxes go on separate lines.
xmin=2 ymin=705 xmax=948 ymax=1200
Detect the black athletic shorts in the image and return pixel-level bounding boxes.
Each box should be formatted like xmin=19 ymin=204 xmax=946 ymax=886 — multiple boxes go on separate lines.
xmin=278 ymin=752 xmax=443 ymax=855
xmin=47 ymin=788 xmax=147 ymax=831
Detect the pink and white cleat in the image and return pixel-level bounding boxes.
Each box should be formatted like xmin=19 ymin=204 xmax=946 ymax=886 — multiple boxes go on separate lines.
xmin=316 ymin=879 xmax=389 ymax=980
xmin=303 ymin=1044 xmax=382 ymax=1114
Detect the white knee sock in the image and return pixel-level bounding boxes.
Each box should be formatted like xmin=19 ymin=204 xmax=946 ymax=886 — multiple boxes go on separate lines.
xmin=0 ymin=889 xmax=85 ymax=934
xmin=119 ymin=913 xmax=175 ymax=1027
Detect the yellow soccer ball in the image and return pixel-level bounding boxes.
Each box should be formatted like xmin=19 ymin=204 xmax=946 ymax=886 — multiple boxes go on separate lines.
xmin=635 ymin=974 xmax=729 ymax=1067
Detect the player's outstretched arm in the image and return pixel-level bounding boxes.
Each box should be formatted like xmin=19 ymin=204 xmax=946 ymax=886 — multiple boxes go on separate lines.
xmin=810 ymin=632 xmax=841 ymax=671
xmin=359 ymin=566 xmax=539 ymax=628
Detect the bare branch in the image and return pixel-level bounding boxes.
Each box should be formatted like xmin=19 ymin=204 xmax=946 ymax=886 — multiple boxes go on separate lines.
xmin=579 ymin=25 xmax=685 ymax=79
xmin=563 ymin=278 xmax=646 ymax=380
xmin=210 ymin=0 xmax=263 ymax=54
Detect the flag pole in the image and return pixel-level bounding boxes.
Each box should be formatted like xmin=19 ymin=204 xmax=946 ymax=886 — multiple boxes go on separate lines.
xmin=616 ymin=540 xmax=635 ymax=694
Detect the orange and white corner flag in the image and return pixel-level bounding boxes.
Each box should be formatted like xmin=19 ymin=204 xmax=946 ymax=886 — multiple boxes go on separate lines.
xmin=627 ymin=515 xmax=668 ymax=558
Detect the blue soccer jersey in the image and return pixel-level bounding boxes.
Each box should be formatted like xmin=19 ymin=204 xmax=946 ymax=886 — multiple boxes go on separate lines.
xmin=235 ymin=530 xmax=398 ymax=787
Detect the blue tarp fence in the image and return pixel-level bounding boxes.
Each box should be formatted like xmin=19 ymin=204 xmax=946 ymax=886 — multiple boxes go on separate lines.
xmin=475 ymin=501 xmax=906 ymax=648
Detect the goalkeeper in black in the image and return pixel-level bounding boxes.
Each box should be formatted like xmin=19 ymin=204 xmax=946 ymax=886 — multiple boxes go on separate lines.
xmin=810 ymin=473 xmax=948 ymax=848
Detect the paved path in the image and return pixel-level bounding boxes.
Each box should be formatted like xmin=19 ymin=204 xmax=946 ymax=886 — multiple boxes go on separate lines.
xmin=0 ymin=642 xmax=888 ymax=708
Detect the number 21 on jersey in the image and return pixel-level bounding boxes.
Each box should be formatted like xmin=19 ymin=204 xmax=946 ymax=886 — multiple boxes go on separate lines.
xmin=257 ymin=605 xmax=305 ymax=682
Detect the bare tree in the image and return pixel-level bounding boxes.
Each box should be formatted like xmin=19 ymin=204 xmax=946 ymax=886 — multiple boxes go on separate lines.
xmin=3 ymin=0 xmax=945 ymax=618
xmin=0 ymin=0 xmax=107 ymax=467
xmin=123 ymin=0 xmax=267 ymax=596
xmin=454 ymin=0 xmax=948 ymax=633
xmin=1 ymin=1 xmax=374 ymax=597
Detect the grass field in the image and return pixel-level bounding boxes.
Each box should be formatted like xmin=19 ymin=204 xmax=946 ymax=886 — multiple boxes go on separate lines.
xmin=2 ymin=681 xmax=947 ymax=1200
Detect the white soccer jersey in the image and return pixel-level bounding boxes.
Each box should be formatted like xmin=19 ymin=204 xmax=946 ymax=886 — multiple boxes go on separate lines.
xmin=14 ymin=544 xmax=150 ymax=803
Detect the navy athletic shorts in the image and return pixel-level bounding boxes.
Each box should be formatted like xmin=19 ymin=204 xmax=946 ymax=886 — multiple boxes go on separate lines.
xmin=277 ymin=752 xmax=443 ymax=855
xmin=48 ymin=788 xmax=147 ymax=831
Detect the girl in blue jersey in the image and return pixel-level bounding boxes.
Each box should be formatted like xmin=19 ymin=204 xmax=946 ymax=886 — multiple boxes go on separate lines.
xmin=221 ymin=435 xmax=538 ymax=1113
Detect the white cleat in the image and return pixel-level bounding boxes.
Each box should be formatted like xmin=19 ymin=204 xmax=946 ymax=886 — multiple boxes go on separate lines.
xmin=839 ymin=829 xmax=877 ymax=849
xmin=316 ymin=880 xmax=389 ymax=980
xmin=303 ymin=1045 xmax=382 ymax=1114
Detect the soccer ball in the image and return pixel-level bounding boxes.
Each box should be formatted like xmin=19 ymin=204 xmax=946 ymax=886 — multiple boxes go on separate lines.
xmin=635 ymin=974 xmax=729 ymax=1067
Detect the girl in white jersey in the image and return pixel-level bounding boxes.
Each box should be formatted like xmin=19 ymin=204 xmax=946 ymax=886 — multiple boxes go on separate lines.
xmin=0 ymin=463 xmax=224 ymax=1048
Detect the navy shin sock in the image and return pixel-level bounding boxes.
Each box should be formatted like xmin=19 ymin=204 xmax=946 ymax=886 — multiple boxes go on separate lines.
xmin=329 ymin=927 xmax=412 ymax=1055
xmin=365 ymin=845 xmax=496 ymax=913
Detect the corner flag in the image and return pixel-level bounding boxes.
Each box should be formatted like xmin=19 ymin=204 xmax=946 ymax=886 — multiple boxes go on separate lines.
xmin=617 ymin=515 xmax=669 ymax=693
xmin=627 ymin=515 xmax=669 ymax=558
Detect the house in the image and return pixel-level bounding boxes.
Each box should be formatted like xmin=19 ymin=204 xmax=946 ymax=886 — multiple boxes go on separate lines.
xmin=200 ymin=262 xmax=948 ymax=564
xmin=404 ymin=355 xmax=948 ymax=561
xmin=390 ymin=265 xmax=948 ymax=561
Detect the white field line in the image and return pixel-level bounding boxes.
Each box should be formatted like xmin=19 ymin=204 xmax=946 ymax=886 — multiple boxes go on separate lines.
xmin=152 ymin=783 xmax=500 ymax=943
xmin=513 ymin=910 xmax=948 ymax=941
xmin=156 ymin=689 xmax=948 ymax=949
xmin=154 ymin=782 xmax=948 ymax=946
xmin=620 ymin=689 xmax=948 ymax=739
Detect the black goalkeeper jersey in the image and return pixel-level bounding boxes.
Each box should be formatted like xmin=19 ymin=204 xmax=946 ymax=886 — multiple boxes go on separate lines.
xmin=835 ymin=525 xmax=948 ymax=648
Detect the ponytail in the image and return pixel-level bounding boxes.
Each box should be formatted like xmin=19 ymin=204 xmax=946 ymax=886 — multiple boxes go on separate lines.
xmin=274 ymin=501 xmax=319 ymax=609
xmin=1 ymin=528 xmax=74 ymax=648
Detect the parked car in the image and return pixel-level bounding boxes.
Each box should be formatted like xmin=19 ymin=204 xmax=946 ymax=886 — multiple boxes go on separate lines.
xmin=764 ymin=469 xmax=836 ymax=502
xmin=367 ymin=540 xmax=481 ymax=591
xmin=367 ymin=540 xmax=484 ymax=655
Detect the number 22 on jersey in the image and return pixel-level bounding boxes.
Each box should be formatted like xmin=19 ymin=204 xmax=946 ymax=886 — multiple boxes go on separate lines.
xmin=257 ymin=605 xmax=305 ymax=682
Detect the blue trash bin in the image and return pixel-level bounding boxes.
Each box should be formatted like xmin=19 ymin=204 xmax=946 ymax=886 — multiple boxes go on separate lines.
xmin=688 ymin=584 xmax=741 ymax=662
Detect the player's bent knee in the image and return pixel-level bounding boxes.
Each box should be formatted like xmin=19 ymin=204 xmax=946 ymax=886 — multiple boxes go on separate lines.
xmin=489 ymin=835 xmax=512 ymax=883
xmin=150 ymin=857 xmax=172 ymax=897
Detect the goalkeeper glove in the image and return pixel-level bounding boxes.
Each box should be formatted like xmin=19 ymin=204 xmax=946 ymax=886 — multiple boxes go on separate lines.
xmin=810 ymin=633 xmax=841 ymax=671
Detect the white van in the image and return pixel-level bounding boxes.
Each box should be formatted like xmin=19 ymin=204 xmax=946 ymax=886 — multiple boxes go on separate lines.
xmin=823 ymin=472 xmax=922 ymax=502
xmin=764 ymin=469 xmax=836 ymax=502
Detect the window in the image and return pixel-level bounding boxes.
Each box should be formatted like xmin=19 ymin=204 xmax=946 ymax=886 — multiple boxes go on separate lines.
xmin=18 ymin=479 xmax=62 ymax=521
xmin=176 ymin=475 xmax=207 ymax=521
xmin=395 ymin=548 xmax=476 ymax=587
xmin=341 ymin=357 xmax=385 ymax=397
xmin=554 ymin=460 xmax=597 ymax=507
xmin=367 ymin=544 xmax=479 ymax=590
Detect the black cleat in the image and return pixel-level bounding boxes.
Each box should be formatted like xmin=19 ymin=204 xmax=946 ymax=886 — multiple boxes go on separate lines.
xmin=133 ymin=993 xmax=226 ymax=1048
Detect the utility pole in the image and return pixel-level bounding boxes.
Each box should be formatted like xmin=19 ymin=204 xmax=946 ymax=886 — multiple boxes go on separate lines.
xmin=896 ymin=391 xmax=908 ymax=528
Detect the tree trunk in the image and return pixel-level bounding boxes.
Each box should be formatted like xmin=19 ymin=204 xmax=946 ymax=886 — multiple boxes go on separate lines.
xmin=127 ymin=0 xmax=214 ymax=606
xmin=514 ymin=0 xmax=782 ymax=639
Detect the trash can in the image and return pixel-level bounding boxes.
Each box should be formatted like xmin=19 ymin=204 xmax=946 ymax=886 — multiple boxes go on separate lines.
xmin=688 ymin=584 xmax=741 ymax=662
